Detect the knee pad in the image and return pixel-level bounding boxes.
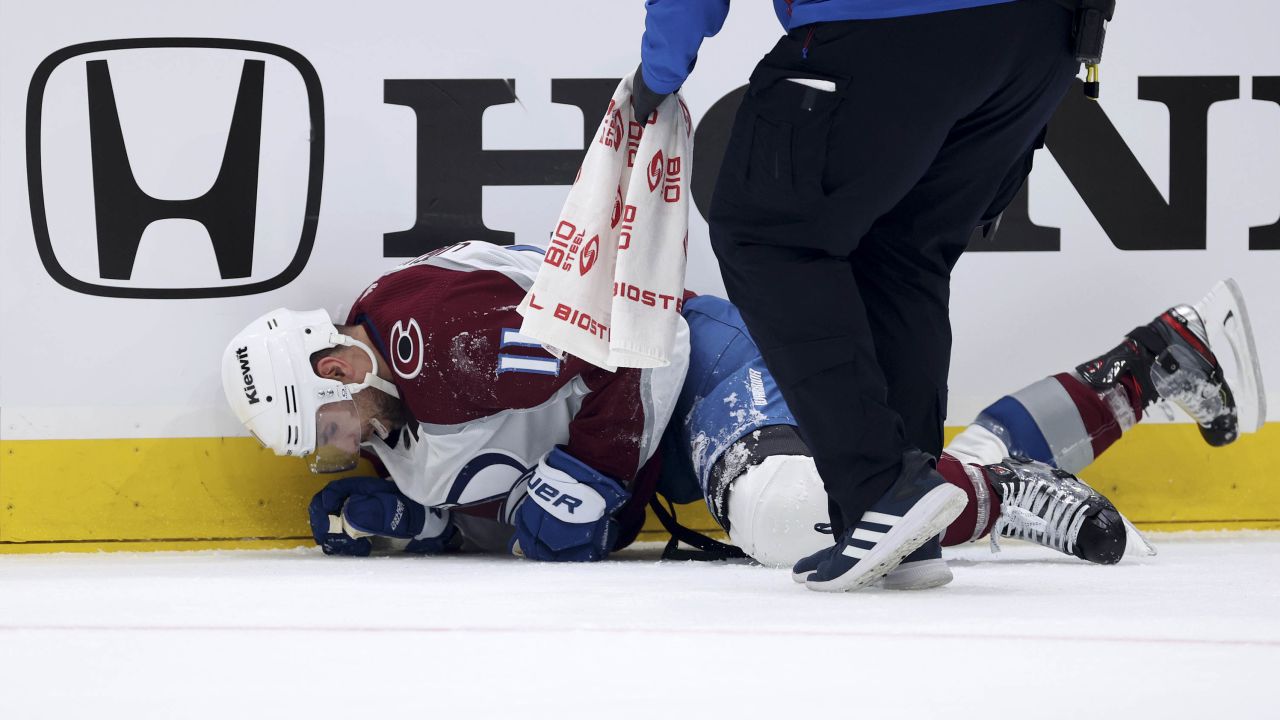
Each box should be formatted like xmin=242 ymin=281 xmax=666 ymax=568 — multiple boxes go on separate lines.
xmin=725 ymin=454 xmax=831 ymax=568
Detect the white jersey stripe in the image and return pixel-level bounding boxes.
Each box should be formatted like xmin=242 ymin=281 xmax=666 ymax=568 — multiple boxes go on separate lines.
xmin=497 ymin=355 xmax=561 ymax=376
xmin=501 ymin=328 xmax=547 ymax=349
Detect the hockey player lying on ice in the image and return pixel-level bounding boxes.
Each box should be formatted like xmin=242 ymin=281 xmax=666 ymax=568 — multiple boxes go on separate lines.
xmin=221 ymin=242 xmax=1265 ymax=590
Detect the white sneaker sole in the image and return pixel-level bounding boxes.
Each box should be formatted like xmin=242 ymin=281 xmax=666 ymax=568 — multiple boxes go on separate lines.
xmin=805 ymin=485 xmax=968 ymax=593
xmin=881 ymin=557 xmax=953 ymax=590
xmin=1194 ymin=278 xmax=1266 ymax=433
xmin=794 ymin=555 xmax=954 ymax=589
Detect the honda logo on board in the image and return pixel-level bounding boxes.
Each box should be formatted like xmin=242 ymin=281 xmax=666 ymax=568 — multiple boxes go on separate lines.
xmin=26 ymin=38 xmax=324 ymax=299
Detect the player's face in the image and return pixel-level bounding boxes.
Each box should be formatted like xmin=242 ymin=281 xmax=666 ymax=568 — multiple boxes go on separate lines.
xmin=309 ymin=398 xmax=363 ymax=473
xmin=351 ymin=379 xmax=409 ymax=442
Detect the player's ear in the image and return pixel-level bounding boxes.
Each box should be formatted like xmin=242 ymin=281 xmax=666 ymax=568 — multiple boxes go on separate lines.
xmin=315 ymin=355 xmax=350 ymax=381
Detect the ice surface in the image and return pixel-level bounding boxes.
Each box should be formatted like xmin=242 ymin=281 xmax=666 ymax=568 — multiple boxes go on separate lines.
xmin=2 ymin=533 xmax=1278 ymax=719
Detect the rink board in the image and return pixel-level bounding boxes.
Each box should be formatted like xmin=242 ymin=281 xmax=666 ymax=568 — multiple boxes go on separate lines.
xmin=1 ymin=1 xmax=1277 ymax=554
xmin=2 ymin=424 xmax=1276 ymax=553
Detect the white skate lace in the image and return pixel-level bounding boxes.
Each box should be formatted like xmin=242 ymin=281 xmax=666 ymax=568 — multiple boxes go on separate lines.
xmin=990 ymin=476 xmax=1092 ymax=556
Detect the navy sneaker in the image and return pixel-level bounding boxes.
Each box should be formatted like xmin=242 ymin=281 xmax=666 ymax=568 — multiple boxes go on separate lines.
xmin=791 ymin=540 xmax=832 ymax=584
xmin=792 ymin=527 xmax=952 ymax=590
xmin=803 ymin=451 xmax=967 ymax=592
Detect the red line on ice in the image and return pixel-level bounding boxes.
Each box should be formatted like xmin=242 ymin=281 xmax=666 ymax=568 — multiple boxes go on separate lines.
xmin=1 ymin=624 xmax=1277 ymax=649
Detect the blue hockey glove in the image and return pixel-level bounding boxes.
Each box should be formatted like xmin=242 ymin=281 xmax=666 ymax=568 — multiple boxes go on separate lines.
xmin=509 ymin=447 xmax=630 ymax=562
xmin=308 ymin=476 xmax=454 ymax=556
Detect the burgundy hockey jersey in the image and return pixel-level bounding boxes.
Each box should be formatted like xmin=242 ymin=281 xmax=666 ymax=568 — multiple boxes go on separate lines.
xmin=347 ymin=241 xmax=690 ymax=547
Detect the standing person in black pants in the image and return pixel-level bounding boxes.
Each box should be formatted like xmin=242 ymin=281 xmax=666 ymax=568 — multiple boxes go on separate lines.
xmin=633 ymin=0 xmax=1087 ymax=592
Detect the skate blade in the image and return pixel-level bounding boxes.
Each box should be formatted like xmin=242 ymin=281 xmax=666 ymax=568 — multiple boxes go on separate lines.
xmin=805 ymin=486 xmax=966 ymax=593
xmin=1121 ymin=515 xmax=1158 ymax=558
xmin=1193 ymin=278 xmax=1267 ymax=433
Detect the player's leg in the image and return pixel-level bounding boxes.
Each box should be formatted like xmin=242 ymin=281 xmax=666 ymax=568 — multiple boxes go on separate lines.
xmin=676 ymin=286 xmax=1251 ymax=575
xmin=946 ymin=279 xmax=1267 ymax=473
xmin=669 ymin=296 xmax=826 ymax=565
xmin=676 ymin=296 xmax=952 ymax=586
xmin=939 ymin=280 xmax=1265 ymax=560
xmin=679 ymin=295 xmax=1123 ymax=580
xmin=935 ymin=454 xmax=1130 ymax=564
xmin=711 ymin=419 xmax=956 ymax=587
xmin=681 ymin=279 xmax=1265 ymax=572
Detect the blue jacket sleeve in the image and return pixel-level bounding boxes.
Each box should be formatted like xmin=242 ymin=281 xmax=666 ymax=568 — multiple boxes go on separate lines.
xmin=640 ymin=0 xmax=731 ymax=95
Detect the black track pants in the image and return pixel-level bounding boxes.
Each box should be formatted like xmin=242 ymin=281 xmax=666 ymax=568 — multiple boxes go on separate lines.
xmin=708 ymin=0 xmax=1077 ymax=531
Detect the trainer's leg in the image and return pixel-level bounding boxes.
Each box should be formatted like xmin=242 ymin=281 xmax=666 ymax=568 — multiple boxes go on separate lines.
xmin=713 ymin=2 xmax=1078 ymax=588
xmin=849 ymin=224 xmax=959 ymax=461
xmin=707 ymin=22 xmax=980 ymax=531
xmin=710 ymin=239 xmax=908 ymax=534
xmin=842 ymin=1 xmax=1079 ymax=468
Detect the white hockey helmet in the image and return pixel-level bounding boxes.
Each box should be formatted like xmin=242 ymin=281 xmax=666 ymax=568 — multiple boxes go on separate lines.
xmin=221 ymin=308 xmax=400 ymax=473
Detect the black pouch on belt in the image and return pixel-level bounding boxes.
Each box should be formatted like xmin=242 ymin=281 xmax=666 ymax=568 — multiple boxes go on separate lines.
xmin=1052 ymin=0 xmax=1117 ymax=98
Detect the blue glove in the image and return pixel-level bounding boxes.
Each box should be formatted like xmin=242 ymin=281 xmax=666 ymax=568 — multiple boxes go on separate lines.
xmin=308 ymin=476 xmax=454 ymax=556
xmin=509 ymin=447 xmax=631 ymax=562
xmin=631 ymin=64 xmax=667 ymax=122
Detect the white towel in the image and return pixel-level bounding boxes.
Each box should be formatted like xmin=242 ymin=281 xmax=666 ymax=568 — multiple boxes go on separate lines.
xmin=517 ymin=76 xmax=692 ymax=371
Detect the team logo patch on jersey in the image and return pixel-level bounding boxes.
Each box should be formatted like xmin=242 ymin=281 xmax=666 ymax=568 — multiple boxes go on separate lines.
xmin=579 ymin=235 xmax=600 ymax=276
xmin=389 ymin=318 xmax=424 ymax=380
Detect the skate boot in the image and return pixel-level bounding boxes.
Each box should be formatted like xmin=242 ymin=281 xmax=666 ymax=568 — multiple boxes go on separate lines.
xmin=985 ymin=457 xmax=1126 ymax=564
xmin=792 ymin=526 xmax=952 ymax=590
xmin=801 ymin=451 xmax=966 ymax=592
xmin=1078 ymin=279 xmax=1266 ymax=446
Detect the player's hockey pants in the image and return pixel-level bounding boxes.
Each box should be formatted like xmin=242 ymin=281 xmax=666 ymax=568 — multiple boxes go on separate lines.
xmin=708 ymin=0 xmax=1078 ymax=532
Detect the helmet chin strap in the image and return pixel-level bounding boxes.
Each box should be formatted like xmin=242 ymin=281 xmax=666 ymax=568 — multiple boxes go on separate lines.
xmin=368 ymin=418 xmax=391 ymax=440
xmin=332 ymin=334 xmax=402 ymax=399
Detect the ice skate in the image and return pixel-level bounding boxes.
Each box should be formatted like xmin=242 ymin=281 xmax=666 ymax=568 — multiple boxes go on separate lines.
xmin=1078 ymin=278 xmax=1265 ymax=447
xmin=985 ymin=457 xmax=1126 ymax=564
xmin=1185 ymin=278 xmax=1267 ymax=439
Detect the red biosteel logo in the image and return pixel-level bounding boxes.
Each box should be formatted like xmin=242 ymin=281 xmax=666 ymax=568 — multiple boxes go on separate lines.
xmin=579 ymin=235 xmax=600 ymax=276
xmin=645 ymin=151 xmax=683 ymax=202
xmin=599 ymin=100 xmax=623 ymax=152
xmin=647 ymin=150 xmax=664 ymax=192
xmin=611 ymin=187 xmax=623 ymax=228
xmin=546 ymin=220 xmax=587 ymax=272
xmin=662 ymin=156 xmax=683 ymax=203
xmin=618 ymin=204 xmax=638 ymax=250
